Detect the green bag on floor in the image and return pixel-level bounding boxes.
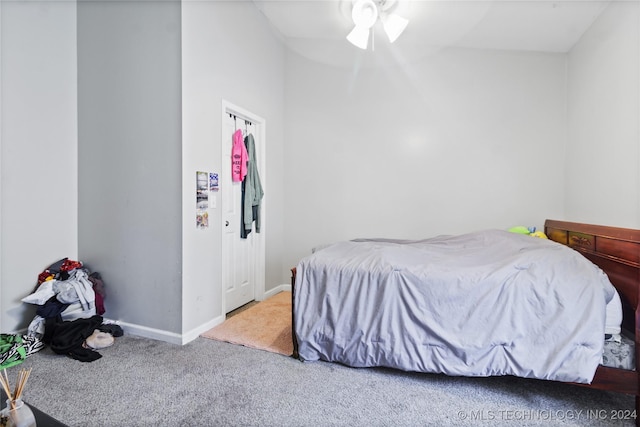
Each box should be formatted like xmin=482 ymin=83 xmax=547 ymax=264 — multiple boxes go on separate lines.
xmin=0 ymin=334 xmax=26 ymax=370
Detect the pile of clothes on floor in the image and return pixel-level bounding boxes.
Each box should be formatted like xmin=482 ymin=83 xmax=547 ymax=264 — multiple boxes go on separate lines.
xmin=18 ymin=257 xmax=123 ymax=362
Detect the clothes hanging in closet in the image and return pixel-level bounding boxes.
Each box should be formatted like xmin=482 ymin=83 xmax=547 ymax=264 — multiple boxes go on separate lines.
xmin=240 ymin=133 xmax=263 ymax=239
xmin=231 ymin=129 xmax=248 ymax=182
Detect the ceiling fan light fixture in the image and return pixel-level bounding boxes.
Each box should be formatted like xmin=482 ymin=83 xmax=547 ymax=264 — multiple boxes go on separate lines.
xmin=346 ymin=0 xmax=379 ymax=49
xmin=382 ymin=13 xmax=408 ymax=43
xmin=346 ymin=0 xmax=409 ymax=49
xmin=351 ymin=0 xmax=378 ymax=28
xmin=347 ymin=25 xmax=371 ymax=50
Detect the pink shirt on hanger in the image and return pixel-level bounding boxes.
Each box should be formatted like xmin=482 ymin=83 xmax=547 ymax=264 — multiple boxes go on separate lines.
xmin=231 ymin=129 xmax=248 ymax=182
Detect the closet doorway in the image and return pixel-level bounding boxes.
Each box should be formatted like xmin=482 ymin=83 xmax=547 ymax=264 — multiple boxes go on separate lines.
xmin=220 ymin=100 xmax=266 ymax=314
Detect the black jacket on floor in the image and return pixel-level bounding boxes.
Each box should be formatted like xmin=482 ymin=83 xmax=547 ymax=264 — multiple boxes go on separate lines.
xmin=43 ymin=315 xmax=104 ymax=362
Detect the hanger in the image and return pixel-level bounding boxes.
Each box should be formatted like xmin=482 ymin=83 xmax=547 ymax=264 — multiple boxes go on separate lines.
xmin=229 ymin=113 xmax=239 ymax=131
xmin=229 ymin=113 xmax=254 ymax=135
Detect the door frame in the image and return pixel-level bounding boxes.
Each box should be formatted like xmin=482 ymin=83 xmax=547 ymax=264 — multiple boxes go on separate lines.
xmin=220 ymin=99 xmax=266 ymax=312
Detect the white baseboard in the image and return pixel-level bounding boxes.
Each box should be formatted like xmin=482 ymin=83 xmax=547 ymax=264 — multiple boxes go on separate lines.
xmin=106 ymin=284 xmax=291 ymax=345
xmin=107 ymin=314 xmax=225 ymax=346
xmin=260 ymin=283 xmax=291 ymax=300
xmin=181 ymin=315 xmax=225 ymax=344
xmin=104 ymin=318 xmax=182 ymax=345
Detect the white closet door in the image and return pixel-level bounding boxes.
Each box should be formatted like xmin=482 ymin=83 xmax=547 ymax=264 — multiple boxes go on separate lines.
xmin=221 ymin=114 xmax=255 ymax=312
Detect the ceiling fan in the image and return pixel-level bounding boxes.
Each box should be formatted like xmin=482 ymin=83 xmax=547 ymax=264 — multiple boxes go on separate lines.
xmin=346 ymin=0 xmax=409 ymax=50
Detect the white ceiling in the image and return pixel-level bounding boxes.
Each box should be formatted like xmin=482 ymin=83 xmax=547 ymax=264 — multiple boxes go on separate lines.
xmin=253 ymin=0 xmax=612 ymax=67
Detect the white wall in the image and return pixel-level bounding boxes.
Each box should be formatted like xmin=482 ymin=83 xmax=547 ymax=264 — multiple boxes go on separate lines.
xmin=0 ymin=1 xmax=78 ymax=332
xmin=1 ymin=0 xmax=636 ymax=342
xmin=181 ymin=1 xmax=285 ymax=337
xmin=283 ymin=48 xmax=567 ymax=269
xmin=0 ymin=0 xmax=285 ymax=342
xmin=566 ymin=1 xmax=640 ymax=229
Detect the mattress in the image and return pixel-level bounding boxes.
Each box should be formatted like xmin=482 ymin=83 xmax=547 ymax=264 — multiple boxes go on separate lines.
xmin=295 ymin=230 xmax=620 ymax=383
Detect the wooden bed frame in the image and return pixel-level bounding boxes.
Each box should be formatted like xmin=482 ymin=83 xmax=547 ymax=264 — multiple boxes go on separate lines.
xmin=291 ymin=219 xmax=640 ymax=423
xmin=544 ymin=219 xmax=640 ymax=423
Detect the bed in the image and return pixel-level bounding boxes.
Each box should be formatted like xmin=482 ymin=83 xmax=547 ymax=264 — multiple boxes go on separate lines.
xmin=290 ymin=220 xmax=640 ymax=423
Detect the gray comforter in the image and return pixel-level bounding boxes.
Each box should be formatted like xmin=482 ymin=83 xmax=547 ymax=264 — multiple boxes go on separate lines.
xmin=293 ymin=229 xmax=616 ymax=383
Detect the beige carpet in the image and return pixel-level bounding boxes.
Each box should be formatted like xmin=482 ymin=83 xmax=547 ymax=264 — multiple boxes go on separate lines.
xmin=201 ymin=291 xmax=293 ymax=356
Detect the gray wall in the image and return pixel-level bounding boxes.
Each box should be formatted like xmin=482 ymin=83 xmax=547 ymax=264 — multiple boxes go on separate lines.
xmin=77 ymin=0 xmax=183 ymax=334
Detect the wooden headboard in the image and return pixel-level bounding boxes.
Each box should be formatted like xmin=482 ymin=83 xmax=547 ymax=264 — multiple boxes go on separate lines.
xmin=544 ymin=220 xmax=640 ymax=336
